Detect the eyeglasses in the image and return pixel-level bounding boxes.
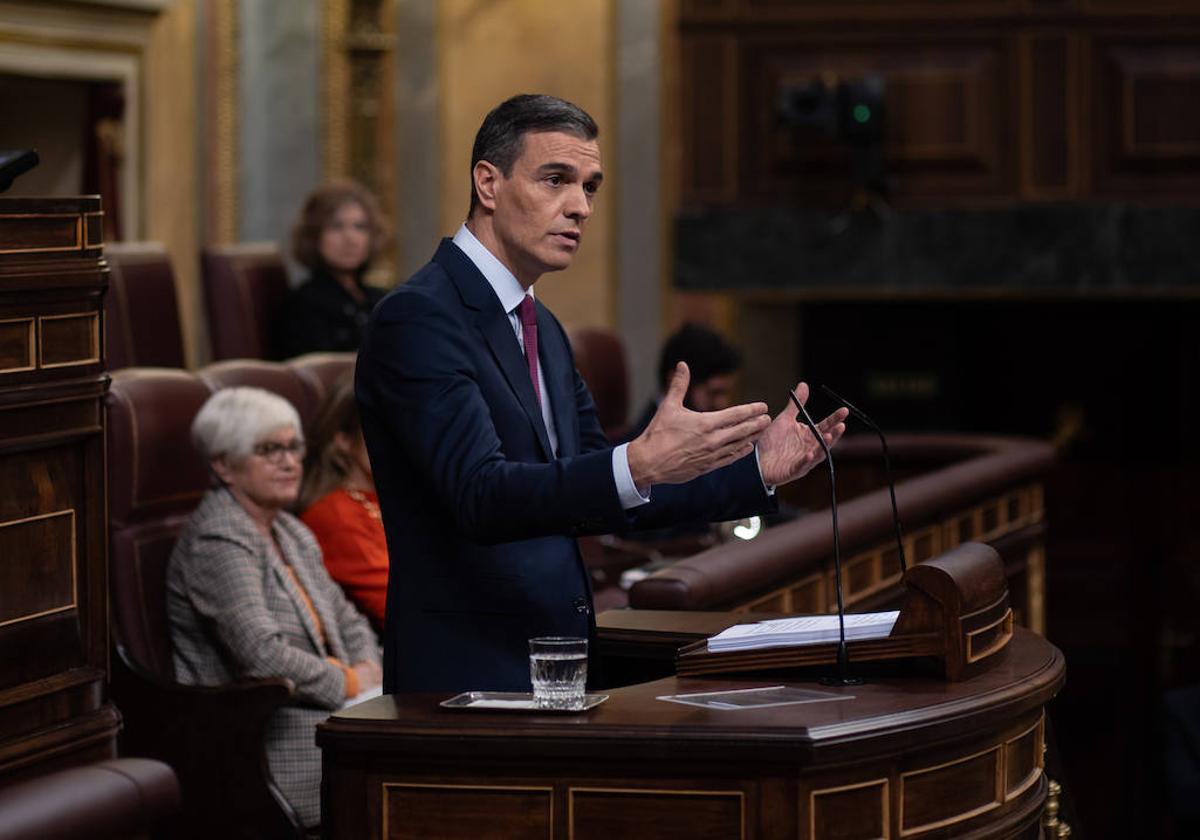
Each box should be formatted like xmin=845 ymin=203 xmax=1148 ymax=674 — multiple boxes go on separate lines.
xmin=252 ymin=439 xmax=306 ymax=465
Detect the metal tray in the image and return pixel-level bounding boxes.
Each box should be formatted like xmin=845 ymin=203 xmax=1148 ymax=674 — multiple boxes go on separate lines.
xmin=439 ymin=691 xmax=608 ymax=713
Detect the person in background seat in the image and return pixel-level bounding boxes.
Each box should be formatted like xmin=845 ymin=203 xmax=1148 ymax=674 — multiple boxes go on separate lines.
xmin=624 ymin=322 xmax=742 ymax=442
xmin=167 ymin=386 xmax=380 ymax=829
xmin=277 ymin=178 xmax=389 ymax=358
xmin=299 ymin=374 xmax=389 ymax=632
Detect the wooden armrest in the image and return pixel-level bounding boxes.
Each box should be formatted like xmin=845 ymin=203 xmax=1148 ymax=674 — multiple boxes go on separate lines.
xmin=110 ymin=645 xmax=305 ymax=839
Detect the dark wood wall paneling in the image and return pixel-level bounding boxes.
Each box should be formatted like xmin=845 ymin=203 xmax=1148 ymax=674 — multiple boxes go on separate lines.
xmin=678 ymin=2 xmax=1200 ymax=838
xmin=0 ymin=197 xmax=116 ymax=785
xmin=679 ymin=0 xmax=1200 ymax=206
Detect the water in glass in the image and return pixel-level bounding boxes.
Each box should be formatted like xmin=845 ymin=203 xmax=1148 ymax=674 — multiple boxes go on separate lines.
xmin=529 ymin=637 xmax=587 ymax=710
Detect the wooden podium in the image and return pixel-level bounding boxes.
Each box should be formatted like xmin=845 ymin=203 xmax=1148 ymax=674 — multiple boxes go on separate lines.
xmin=676 ymin=542 xmax=1014 ymax=682
xmin=319 ymin=628 xmax=1064 ymax=839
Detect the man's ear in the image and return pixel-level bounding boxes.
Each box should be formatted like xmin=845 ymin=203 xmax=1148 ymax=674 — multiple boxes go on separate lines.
xmin=473 ymin=160 xmax=501 ymax=211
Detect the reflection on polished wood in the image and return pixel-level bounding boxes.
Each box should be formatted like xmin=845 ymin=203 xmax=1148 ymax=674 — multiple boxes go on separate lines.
xmin=319 ymin=628 xmax=1063 ymax=839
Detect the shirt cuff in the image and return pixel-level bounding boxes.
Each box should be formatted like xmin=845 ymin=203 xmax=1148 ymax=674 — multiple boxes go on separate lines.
xmin=754 ymin=444 xmax=776 ymax=497
xmin=612 ymin=443 xmax=651 ymax=509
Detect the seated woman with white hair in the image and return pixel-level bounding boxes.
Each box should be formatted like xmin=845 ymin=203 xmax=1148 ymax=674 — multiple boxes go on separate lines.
xmin=167 ymin=386 xmax=381 ymax=829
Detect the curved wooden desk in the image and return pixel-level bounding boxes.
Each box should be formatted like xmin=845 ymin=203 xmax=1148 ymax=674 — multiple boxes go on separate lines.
xmin=318 ymin=628 xmax=1063 ymax=839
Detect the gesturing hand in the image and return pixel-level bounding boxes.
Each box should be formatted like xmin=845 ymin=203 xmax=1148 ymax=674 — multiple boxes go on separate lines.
xmin=627 ymin=362 xmax=771 ymax=488
xmin=756 ymin=382 xmax=849 ymax=487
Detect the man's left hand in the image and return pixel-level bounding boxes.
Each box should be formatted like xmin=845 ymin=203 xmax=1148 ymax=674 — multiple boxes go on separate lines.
xmin=756 ymin=382 xmax=849 ymax=487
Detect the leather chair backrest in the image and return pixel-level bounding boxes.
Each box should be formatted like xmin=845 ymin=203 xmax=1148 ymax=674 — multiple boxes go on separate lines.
xmin=201 ymin=243 xmax=290 ymax=361
xmin=107 ymin=369 xmax=215 ymax=681
xmin=198 ymin=359 xmax=324 ymax=434
xmin=286 ymin=351 xmax=356 ymax=403
xmin=569 ymin=327 xmax=629 ymax=441
xmin=104 ymin=242 xmax=186 ymax=370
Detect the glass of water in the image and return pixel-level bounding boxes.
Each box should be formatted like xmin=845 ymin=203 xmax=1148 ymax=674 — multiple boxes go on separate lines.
xmin=529 ymin=636 xmax=588 ymax=710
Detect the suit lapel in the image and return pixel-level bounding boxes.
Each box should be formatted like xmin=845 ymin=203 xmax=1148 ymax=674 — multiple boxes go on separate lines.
xmin=537 ymin=304 xmax=577 ymax=457
xmin=435 ymin=239 xmax=554 ymax=461
xmin=477 ymin=310 xmax=553 ymax=460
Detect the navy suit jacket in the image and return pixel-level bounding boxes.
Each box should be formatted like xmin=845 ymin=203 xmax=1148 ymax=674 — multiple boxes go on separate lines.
xmin=356 ymin=239 xmax=774 ymax=693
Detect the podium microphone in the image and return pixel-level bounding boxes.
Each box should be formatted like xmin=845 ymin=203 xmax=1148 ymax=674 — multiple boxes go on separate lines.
xmin=821 ymin=385 xmax=907 ymax=575
xmin=789 ymin=388 xmax=862 ymax=686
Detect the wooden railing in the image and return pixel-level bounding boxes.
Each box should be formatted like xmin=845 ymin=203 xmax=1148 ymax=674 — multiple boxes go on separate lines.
xmin=628 ymin=434 xmax=1055 ymax=633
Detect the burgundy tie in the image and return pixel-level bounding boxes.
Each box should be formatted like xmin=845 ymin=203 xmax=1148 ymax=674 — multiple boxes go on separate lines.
xmin=517 ymin=295 xmax=540 ymax=404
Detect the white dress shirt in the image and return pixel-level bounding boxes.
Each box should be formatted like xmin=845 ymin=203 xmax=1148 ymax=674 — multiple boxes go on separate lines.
xmin=452 ymin=225 xmax=650 ymax=509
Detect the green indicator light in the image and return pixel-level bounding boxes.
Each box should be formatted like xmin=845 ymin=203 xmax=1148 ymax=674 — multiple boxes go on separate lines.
xmin=853 ymin=104 xmax=871 ymax=124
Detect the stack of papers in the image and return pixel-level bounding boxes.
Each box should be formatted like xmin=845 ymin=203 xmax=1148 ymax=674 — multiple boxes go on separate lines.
xmin=706 ymin=611 xmax=900 ymax=653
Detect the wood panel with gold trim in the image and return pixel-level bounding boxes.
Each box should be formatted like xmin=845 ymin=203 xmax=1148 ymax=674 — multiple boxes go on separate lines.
xmin=569 ymin=787 xmax=746 ymax=840
xmin=381 ymin=782 xmax=554 ymax=840
xmin=734 ymin=36 xmax=1015 ymax=203
xmin=320 ymin=632 xmax=1063 ymax=839
xmin=735 ymin=482 xmax=1046 ymax=633
xmin=679 ymin=5 xmax=1200 ymax=206
xmin=1091 ymin=32 xmax=1200 ymax=195
xmin=0 ymin=196 xmax=115 ymax=784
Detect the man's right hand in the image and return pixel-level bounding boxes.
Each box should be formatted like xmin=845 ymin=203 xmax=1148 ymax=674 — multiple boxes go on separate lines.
xmin=626 ymin=362 xmax=770 ymax=488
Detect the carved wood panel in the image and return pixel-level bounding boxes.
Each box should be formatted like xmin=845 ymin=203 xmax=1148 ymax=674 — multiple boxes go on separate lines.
xmin=679 ymin=6 xmax=1200 ymax=206
xmin=731 ymin=37 xmax=1015 ymax=203
xmin=1092 ymin=36 xmax=1200 ymax=194
xmin=0 ymin=196 xmax=115 ymax=783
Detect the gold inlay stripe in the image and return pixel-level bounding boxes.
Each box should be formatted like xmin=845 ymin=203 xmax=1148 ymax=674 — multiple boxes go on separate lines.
xmin=898 ymin=744 xmax=1002 ymax=836
xmin=1004 ymin=715 xmax=1045 ymax=801
xmin=0 ymin=509 xmax=77 ymax=628
xmin=0 ymin=317 xmax=36 ymax=374
xmin=569 ymin=786 xmax=745 ymax=840
xmin=37 ymin=312 xmax=101 ymax=369
xmin=808 ymin=777 xmax=889 ymax=840
xmin=381 ymin=782 xmax=553 ymax=840
xmin=0 ymin=213 xmax=84 ymax=254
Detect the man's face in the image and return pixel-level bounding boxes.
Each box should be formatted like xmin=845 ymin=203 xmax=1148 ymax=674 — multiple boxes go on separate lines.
xmin=483 ymin=130 xmax=603 ymax=287
xmin=687 ymin=373 xmax=737 ymax=413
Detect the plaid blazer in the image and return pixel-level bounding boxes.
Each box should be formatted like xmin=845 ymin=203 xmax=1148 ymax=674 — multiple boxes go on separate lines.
xmin=167 ymin=486 xmax=379 ymax=827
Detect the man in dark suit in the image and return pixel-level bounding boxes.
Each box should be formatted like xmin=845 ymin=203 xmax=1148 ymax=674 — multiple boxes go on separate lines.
xmin=356 ymin=94 xmax=847 ymax=693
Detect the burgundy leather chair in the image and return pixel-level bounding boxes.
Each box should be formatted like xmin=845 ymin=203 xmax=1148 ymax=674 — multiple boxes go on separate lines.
xmin=0 ymin=758 xmax=179 ymax=840
xmin=198 ymin=359 xmax=324 ymax=433
xmin=104 ymin=242 xmax=187 ymax=370
xmin=568 ymin=326 xmax=629 ymax=442
xmin=106 ymin=368 xmax=304 ymax=840
xmin=201 ymin=243 xmax=290 ymax=361
xmin=286 ymin=352 xmax=356 ymax=403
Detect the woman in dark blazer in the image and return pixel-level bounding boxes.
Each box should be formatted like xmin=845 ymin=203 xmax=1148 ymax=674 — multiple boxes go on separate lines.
xmin=276 ymin=178 xmax=389 ymax=359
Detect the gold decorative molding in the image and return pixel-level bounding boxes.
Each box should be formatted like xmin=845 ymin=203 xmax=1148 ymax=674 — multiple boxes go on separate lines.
xmin=38 ymin=312 xmax=101 ymax=369
xmin=0 ymin=317 xmax=36 ymax=374
xmin=322 ymin=0 xmax=350 ymax=178
xmin=1004 ymin=716 xmax=1044 ymax=801
xmin=898 ymin=744 xmax=1003 ymax=836
xmin=208 ymin=0 xmax=238 ymax=244
xmin=570 ymin=786 xmax=745 ymax=840
xmin=808 ymin=778 xmax=889 ymax=840
xmin=381 ymin=782 xmax=553 ymax=839
xmin=0 ymin=510 xmax=77 ymax=628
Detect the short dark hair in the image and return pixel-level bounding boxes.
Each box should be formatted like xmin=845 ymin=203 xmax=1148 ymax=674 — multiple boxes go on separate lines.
xmin=468 ymin=94 xmax=599 ymax=217
xmin=658 ymin=323 xmax=742 ymax=391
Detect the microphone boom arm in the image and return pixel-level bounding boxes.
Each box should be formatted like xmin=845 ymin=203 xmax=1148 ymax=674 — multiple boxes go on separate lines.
xmin=789 ymin=389 xmax=859 ymax=685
